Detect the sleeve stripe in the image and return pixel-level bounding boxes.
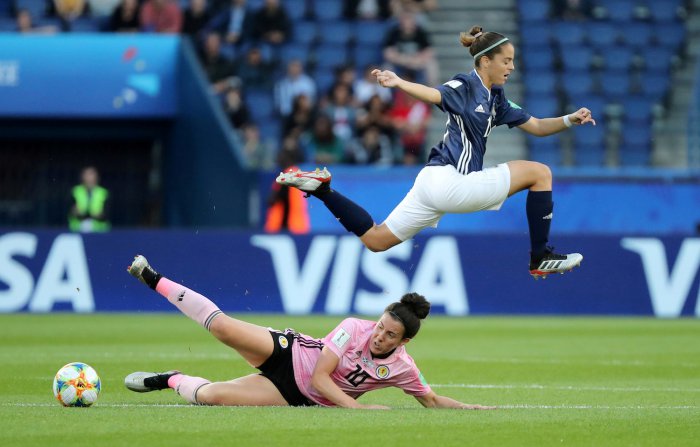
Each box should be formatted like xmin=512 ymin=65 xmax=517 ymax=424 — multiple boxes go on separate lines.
xmin=443 ymin=80 xmax=463 ymax=89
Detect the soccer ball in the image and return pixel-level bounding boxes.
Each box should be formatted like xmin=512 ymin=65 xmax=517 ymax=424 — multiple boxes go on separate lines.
xmin=52 ymin=362 xmax=101 ymax=407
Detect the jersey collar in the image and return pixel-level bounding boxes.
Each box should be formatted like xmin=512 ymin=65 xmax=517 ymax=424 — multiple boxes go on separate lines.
xmin=470 ymin=69 xmax=491 ymax=101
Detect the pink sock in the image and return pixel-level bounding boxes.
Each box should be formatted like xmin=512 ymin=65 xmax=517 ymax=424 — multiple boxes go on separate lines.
xmin=168 ymin=374 xmax=210 ymax=404
xmin=155 ymin=278 xmax=223 ymax=330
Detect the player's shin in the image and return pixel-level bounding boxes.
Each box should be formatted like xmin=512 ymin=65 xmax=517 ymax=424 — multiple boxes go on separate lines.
xmin=155 ymin=278 xmax=223 ymax=331
xmin=168 ymin=374 xmax=211 ymax=405
xmin=313 ymin=189 xmax=374 ymax=237
xmin=526 ymin=190 xmax=553 ymax=258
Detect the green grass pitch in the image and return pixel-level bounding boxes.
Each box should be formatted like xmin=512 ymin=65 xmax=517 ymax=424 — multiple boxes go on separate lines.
xmin=1 ymin=314 xmax=699 ymax=446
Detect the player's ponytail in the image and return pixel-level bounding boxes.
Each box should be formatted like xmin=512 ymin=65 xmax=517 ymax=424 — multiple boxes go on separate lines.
xmin=460 ymin=25 xmax=509 ymax=67
xmin=384 ymin=293 xmax=431 ymax=339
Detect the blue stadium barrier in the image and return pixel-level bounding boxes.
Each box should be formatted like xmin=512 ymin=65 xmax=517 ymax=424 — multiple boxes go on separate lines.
xmin=2 ymin=230 xmax=699 ymax=317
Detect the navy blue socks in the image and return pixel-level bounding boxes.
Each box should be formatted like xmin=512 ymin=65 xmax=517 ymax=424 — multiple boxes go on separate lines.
xmin=311 ymin=189 xmax=374 ymax=237
xmin=526 ymin=190 xmax=553 ymax=258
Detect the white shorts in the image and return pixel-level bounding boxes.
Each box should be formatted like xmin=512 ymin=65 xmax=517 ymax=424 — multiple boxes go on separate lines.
xmin=384 ymin=163 xmax=511 ymax=241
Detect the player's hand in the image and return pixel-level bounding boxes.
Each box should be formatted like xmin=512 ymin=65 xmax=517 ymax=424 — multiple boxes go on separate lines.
xmin=462 ymin=404 xmax=497 ymax=410
xmin=570 ymin=107 xmax=596 ymax=126
xmin=372 ymin=69 xmax=401 ymax=88
xmin=359 ymin=404 xmax=391 ymax=410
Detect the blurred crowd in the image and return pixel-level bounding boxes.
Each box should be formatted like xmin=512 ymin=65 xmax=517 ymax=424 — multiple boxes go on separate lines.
xmin=6 ymin=0 xmax=441 ymax=169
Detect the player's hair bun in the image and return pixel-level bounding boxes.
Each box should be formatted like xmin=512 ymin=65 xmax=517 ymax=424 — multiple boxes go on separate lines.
xmin=460 ymin=25 xmax=483 ymax=48
xmin=400 ymin=293 xmax=431 ymax=320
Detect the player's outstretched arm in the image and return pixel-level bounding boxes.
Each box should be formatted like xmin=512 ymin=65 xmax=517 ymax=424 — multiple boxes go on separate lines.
xmin=415 ymin=391 xmax=496 ymax=410
xmin=518 ymin=107 xmax=596 ymax=137
xmin=372 ymin=69 xmax=442 ymax=105
xmin=311 ymin=347 xmax=390 ymax=410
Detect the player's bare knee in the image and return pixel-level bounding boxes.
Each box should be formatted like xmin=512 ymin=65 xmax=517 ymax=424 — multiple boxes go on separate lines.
xmin=362 ymin=238 xmax=390 ymax=252
xmin=533 ymin=162 xmax=552 ymax=189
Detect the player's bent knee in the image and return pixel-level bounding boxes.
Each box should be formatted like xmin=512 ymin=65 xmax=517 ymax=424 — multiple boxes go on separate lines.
xmin=532 ymin=162 xmax=552 ymax=188
xmin=363 ymin=240 xmax=390 ymax=253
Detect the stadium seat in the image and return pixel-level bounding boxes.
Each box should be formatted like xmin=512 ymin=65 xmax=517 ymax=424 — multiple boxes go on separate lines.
xmin=248 ymin=0 xmax=264 ymax=10
xmin=0 ymin=0 xmax=12 ymax=17
xmin=526 ymin=71 xmax=557 ymax=95
xmin=638 ymin=72 xmax=670 ymax=101
xmin=647 ymin=0 xmax=682 ymax=22
xmin=519 ymin=21 xmax=552 ymax=46
xmin=618 ymin=144 xmax=652 ymax=166
xmin=0 ymin=16 xmax=14 ymax=30
xmin=279 ymin=43 xmax=311 ymax=65
xmin=553 ymin=21 xmax=585 ymax=47
xmin=257 ymin=118 xmax=282 ymax=147
xmin=15 ymin=0 xmax=47 ymax=18
xmin=569 ymin=94 xmax=605 ymax=119
xmin=293 ymin=21 xmax=317 ymax=46
xmin=522 ymin=47 xmax=554 ymax=71
xmin=245 ymin=89 xmax=275 ymax=123
xmin=655 ymin=22 xmax=686 ymax=49
xmin=602 ymin=47 xmax=634 ymax=72
xmin=573 ymin=122 xmax=605 ymax=146
xmin=524 ymin=95 xmax=559 ymax=117
xmin=318 ymin=21 xmax=353 ymax=46
xmin=604 ymin=0 xmax=635 ymax=21
xmin=587 ymin=22 xmax=618 ymax=48
xmin=574 ymin=144 xmax=606 ymax=167
xmin=600 ymin=72 xmax=631 ymax=99
xmin=560 ymin=46 xmax=593 ymax=71
xmin=310 ymin=0 xmax=343 ymax=21
xmin=68 ymin=18 xmax=101 ymax=32
xmin=353 ymin=44 xmax=383 ymax=69
xmin=355 ymin=20 xmax=390 ymax=46
xmin=640 ymin=46 xmax=674 ymax=72
xmin=314 ymin=44 xmax=349 ymax=70
xmin=313 ymin=67 xmax=336 ymax=95
xmin=528 ymin=136 xmax=562 ymax=166
xmin=622 ymin=22 xmax=652 ymax=48
xmin=285 ymin=0 xmax=307 ymax=21
xmin=560 ymin=71 xmax=594 ymax=97
xmin=518 ymin=0 xmax=550 ymax=22
xmin=621 ymin=96 xmax=653 ymax=125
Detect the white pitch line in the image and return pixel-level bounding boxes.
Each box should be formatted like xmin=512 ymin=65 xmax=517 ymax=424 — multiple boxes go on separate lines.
xmin=431 ymin=384 xmax=700 ymax=393
xmin=453 ymin=356 xmax=700 ymax=369
xmin=2 ymin=403 xmax=698 ymax=410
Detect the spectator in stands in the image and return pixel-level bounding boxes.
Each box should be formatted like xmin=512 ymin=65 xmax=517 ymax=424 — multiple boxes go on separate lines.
xmin=240 ymin=123 xmax=274 ymax=169
xmin=322 ymin=83 xmax=357 ymax=145
xmin=108 ymin=0 xmax=140 ymax=32
xmin=235 ymin=46 xmax=275 ymax=90
xmin=199 ymin=32 xmax=235 ymax=93
xmin=348 ymin=125 xmax=394 ymax=165
xmin=251 ymin=0 xmax=290 ymax=46
xmin=68 ymin=166 xmax=110 ymax=233
xmin=222 ymin=77 xmax=250 ymax=129
xmin=383 ymin=11 xmax=438 ymax=85
xmin=354 ymin=65 xmax=393 ymax=105
xmin=140 ymin=0 xmax=182 ymax=33
xmin=53 ymin=0 xmax=87 ymax=22
xmin=182 ymin=0 xmax=211 ymax=38
xmin=15 ymin=8 xmax=59 ymax=33
xmin=264 ymin=137 xmax=310 ymax=234
xmin=275 ymin=59 xmax=317 ymax=117
xmin=204 ymin=0 xmax=253 ymax=48
xmin=335 ymin=65 xmax=359 ymax=103
xmin=283 ymin=94 xmax=316 ymax=140
xmin=343 ymin=0 xmax=391 ymax=21
xmin=87 ymin=0 xmax=121 ymax=17
xmin=390 ymin=0 xmax=437 ymax=25
xmin=308 ymin=114 xmax=345 ymax=165
xmin=550 ymin=0 xmax=593 ymax=21
xmin=389 ymin=80 xmax=431 ymax=164
xmin=355 ymin=93 xmax=394 ymax=141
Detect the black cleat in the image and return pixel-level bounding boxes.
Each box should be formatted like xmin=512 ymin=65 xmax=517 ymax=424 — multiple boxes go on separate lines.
xmin=124 ymin=370 xmax=180 ymax=393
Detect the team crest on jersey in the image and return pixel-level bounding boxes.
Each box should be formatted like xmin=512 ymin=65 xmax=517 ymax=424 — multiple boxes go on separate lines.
xmin=278 ymin=335 xmax=288 ymax=349
xmin=375 ymin=365 xmax=390 ymax=379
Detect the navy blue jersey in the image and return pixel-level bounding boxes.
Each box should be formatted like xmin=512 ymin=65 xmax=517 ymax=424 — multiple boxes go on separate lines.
xmin=427 ymin=70 xmax=531 ymax=174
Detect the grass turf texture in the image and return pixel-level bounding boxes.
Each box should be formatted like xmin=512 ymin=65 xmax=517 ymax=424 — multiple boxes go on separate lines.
xmin=1 ymin=314 xmax=699 ymax=446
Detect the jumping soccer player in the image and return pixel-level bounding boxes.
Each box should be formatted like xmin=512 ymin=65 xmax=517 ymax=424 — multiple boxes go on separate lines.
xmin=124 ymin=255 xmax=494 ymax=409
xmin=277 ymin=26 xmax=596 ymax=279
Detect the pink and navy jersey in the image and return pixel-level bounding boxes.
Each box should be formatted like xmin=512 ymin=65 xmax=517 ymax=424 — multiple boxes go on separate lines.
xmin=291 ymin=318 xmax=432 ymax=407
xmin=427 ymin=70 xmax=531 ymax=175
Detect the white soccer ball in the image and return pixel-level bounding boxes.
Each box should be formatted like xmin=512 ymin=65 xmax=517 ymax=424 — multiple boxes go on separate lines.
xmin=52 ymin=362 xmax=101 ymax=407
